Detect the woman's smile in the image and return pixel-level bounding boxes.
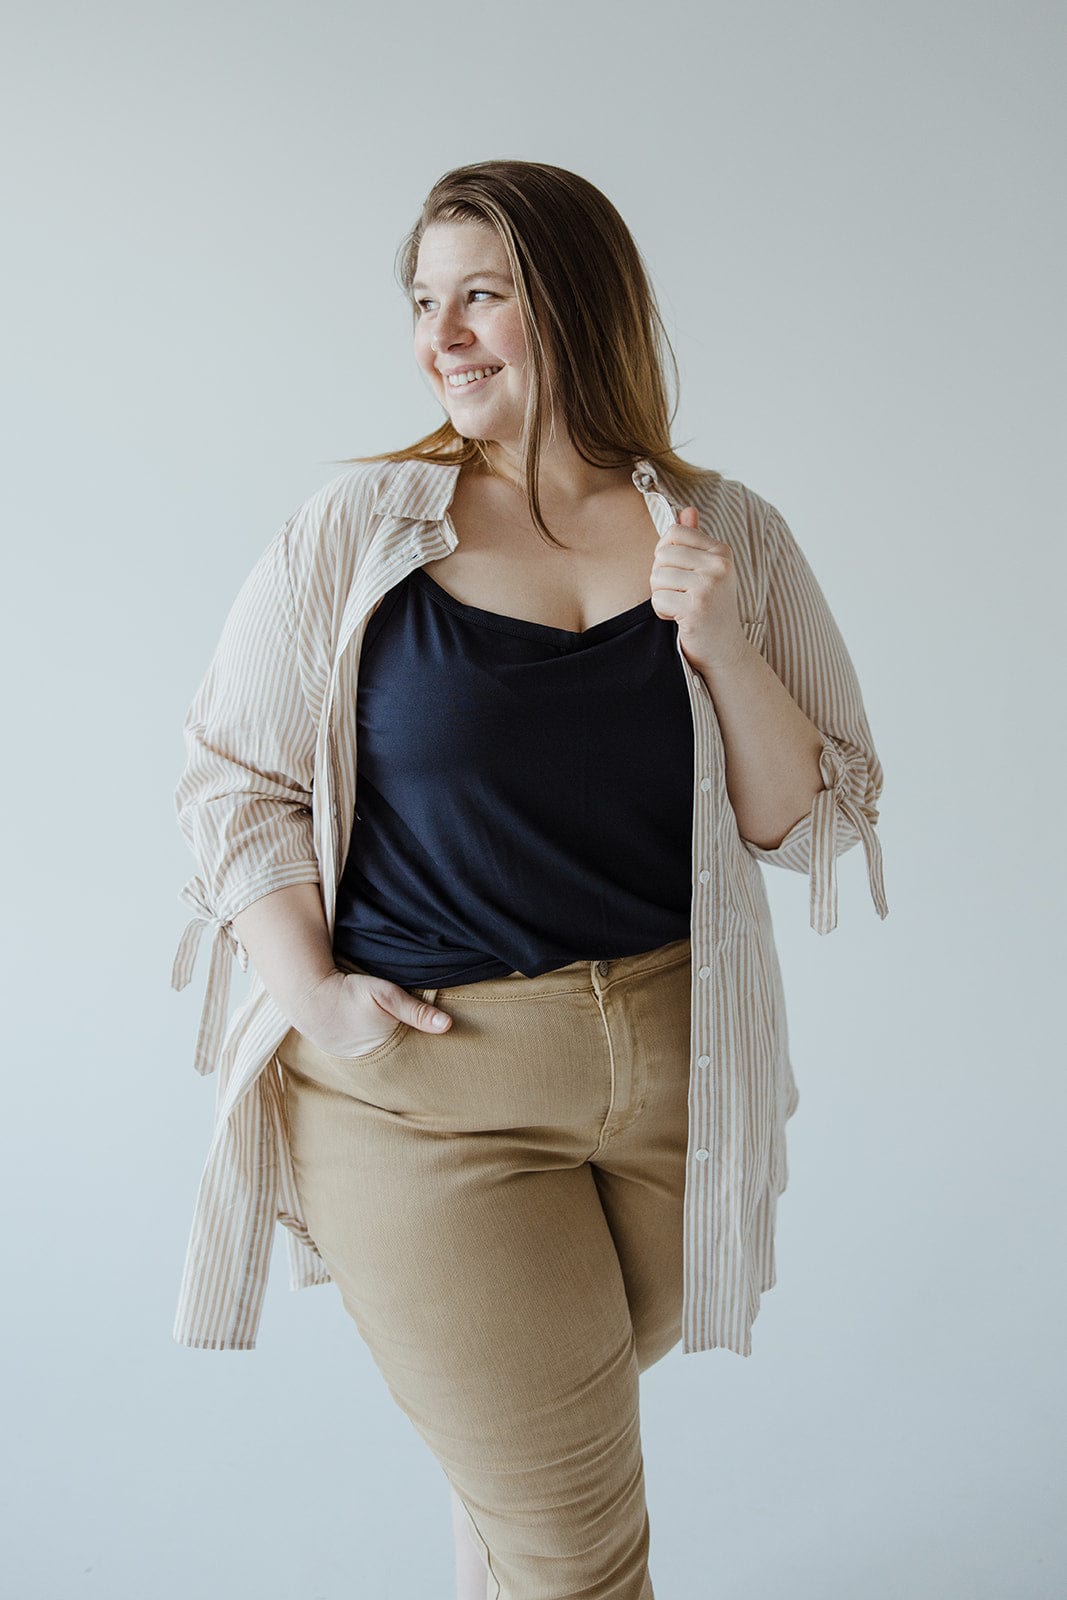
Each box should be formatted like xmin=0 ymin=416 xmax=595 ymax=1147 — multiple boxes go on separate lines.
xmin=443 ymin=365 xmax=504 ymax=393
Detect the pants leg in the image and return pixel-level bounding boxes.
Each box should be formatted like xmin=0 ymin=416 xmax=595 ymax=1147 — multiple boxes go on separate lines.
xmin=586 ymin=953 xmax=692 ymax=1377
xmin=278 ymin=937 xmax=692 ymax=1600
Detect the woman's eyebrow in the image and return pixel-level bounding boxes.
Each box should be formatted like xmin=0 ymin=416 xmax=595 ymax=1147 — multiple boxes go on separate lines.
xmin=411 ymin=270 xmax=512 ymax=292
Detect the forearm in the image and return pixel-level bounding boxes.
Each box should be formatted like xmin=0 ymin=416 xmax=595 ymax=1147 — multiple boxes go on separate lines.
xmin=231 ymin=880 xmax=336 ymax=1022
xmin=695 ymin=639 xmax=826 ymax=850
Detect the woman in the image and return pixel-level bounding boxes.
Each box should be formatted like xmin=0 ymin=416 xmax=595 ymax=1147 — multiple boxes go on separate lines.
xmin=170 ymin=159 xmax=889 ymax=1600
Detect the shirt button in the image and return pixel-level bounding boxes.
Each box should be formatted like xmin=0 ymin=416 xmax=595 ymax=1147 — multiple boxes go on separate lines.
xmin=698 ymin=965 xmax=711 ymax=979
xmin=698 ymin=869 xmax=710 ymax=883
xmin=700 ymin=777 xmax=711 ymax=791
xmin=596 ymin=960 xmax=610 ymax=976
xmin=697 ymin=1054 xmax=711 ymax=1068
xmin=637 ymin=472 xmax=653 ymax=488
xmin=694 ymin=1148 xmax=710 ymax=1161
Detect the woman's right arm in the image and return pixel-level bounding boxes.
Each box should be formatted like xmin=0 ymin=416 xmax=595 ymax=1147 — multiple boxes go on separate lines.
xmin=172 ymin=499 xmax=450 ymax=1069
xmin=232 ymin=882 xmax=453 ymax=1053
xmin=170 ymin=516 xmax=326 ymax=1076
xmin=231 ymin=882 xmax=337 ymax=1026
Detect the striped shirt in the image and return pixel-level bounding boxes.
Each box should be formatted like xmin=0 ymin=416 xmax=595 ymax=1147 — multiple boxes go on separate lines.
xmin=169 ymin=455 xmax=889 ymax=1357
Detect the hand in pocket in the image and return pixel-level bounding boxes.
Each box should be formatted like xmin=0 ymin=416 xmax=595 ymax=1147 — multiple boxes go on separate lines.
xmin=291 ymin=970 xmax=452 ymax=1058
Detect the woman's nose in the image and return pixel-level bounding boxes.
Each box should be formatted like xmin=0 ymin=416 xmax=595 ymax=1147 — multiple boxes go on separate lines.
xmin=432 ymin=305 xmax=474 ymax=351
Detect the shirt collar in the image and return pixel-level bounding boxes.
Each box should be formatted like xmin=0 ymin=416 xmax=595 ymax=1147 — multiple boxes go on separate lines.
xmin=375 ymin=455 xmax=666 ymax=521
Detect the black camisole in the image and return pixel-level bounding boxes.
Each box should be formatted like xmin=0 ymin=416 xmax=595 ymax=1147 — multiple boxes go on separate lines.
xmin=331 ymin=564 xmax=694 ymax=988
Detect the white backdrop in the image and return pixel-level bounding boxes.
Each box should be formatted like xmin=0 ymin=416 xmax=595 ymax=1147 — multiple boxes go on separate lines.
xmin=2 ymin=2 xmax=1063 ymax=1596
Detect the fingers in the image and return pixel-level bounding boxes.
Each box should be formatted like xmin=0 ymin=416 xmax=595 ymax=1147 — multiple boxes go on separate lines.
xmin=661 ymin=508 xmax=729 ymax=555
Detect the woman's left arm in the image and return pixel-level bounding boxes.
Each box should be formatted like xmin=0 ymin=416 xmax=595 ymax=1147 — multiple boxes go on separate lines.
xmin=690 ymin=502 xmax=889 ymax=933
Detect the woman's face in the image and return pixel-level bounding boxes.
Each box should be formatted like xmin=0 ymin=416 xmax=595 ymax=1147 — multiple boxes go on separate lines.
xmin=412 ymin=220 xmax=542 ymax=447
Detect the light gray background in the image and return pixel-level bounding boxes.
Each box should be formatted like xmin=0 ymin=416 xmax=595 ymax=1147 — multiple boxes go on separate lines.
xmin=2 ymin=2 xmax=1063 ymax=1597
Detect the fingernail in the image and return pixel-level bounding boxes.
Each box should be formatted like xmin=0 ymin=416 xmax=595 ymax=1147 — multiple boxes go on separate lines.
xmin=431 ymin=1014 xmax=448 ymax=1028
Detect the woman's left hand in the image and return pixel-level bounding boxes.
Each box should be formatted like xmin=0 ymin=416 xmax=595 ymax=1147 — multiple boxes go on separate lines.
xmin=649 ymin=506 xmax=748 ymax=677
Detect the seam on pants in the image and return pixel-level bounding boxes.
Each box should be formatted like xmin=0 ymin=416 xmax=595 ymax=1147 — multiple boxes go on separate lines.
xmin=586 ymin=977 xmax=619 ymax=1162
xmin=457 ymin=1493 xmax=500 ymax=1600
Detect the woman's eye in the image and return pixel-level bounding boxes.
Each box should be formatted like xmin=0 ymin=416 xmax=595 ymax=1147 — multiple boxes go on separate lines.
xmin=415 ymin=290 xmax=496 ymax=310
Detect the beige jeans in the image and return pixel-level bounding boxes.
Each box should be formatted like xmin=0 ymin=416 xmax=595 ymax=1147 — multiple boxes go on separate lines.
xmin=278 ymin=935 xmax=693 ymax=1600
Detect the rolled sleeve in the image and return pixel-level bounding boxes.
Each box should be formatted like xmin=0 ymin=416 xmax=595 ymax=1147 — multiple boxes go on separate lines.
xmin=169 ymin=520 xmax=322 ymax=1073
xmin=740 ymin=505 xmax=889 ymax=934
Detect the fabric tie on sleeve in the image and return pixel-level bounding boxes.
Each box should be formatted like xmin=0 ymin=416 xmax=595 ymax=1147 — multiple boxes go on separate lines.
xmin=170 ymin=878 xmax=250 ymax=1076
xmin=810 ymin=740 xmax=889 ymax=934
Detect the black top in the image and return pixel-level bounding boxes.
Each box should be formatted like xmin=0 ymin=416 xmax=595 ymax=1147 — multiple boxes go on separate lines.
xmin=331 ymin=564 xmax=694 ymax=988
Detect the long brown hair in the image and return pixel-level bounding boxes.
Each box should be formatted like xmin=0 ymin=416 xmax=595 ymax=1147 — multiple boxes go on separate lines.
xmin=339 ymin=159 xmax=715 ymax=546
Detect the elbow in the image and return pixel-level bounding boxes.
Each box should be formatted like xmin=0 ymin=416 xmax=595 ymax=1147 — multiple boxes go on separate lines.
xmin=740 ymin=796 xmax=817 ymax=854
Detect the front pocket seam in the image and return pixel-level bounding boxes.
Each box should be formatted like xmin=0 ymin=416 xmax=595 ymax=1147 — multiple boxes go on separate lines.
xmin=321 ymin=1018 xmax=408 ymax=1064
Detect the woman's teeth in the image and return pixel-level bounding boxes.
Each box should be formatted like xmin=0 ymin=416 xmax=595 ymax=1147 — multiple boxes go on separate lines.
xmin=447 ymin=365 xmax=502 ymax=388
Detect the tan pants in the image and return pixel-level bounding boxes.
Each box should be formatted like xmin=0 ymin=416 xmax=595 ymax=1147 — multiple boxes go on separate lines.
xmin=278 ymin=935 xmax=693 ymax=1600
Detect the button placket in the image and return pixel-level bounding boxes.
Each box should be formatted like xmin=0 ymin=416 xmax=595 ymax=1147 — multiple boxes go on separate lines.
xmin=692 ymin=952 xmax=713 ymax=1162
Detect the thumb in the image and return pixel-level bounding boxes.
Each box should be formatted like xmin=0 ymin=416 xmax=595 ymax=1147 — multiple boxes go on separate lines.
xmin=399 ymin=987 xmax=452 ymax=1034
xmin=678 ymin=505 xmax=700 ymax=529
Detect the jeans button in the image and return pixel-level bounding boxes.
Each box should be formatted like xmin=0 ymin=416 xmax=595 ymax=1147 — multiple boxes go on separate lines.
xmin=596 ymin=960 xmax=610 ymax=976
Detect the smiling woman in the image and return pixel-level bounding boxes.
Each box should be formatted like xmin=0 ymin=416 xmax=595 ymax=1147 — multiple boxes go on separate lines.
xmin=346 ymin=159 xmax=715 ymax=546
xmin=171 ymin=159 xmax=889 ymax=1600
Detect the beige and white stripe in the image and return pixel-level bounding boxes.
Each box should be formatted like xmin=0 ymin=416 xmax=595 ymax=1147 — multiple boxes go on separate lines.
xmin=169 ymin=456 xmax=888 ymax=1356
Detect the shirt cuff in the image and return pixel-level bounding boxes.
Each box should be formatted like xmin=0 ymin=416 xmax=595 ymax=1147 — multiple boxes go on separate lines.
xmin=170 ymin=864 xmax=322 ymax=1076
xmin=169 ymin=878 xmax=250 ymax=1077
xmin=741 ymin=739 xmax=889 ymax=934
xmin=808 ymin=739 xmax=889 ymax=933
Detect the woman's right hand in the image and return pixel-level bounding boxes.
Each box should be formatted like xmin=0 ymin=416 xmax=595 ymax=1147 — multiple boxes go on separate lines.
xmin=291 ymin=969 xmax=452 ymax=1058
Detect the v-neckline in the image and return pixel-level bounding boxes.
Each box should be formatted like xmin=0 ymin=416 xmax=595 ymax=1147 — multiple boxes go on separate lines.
xmin=408 ymin=565 xmax=655 ymax=646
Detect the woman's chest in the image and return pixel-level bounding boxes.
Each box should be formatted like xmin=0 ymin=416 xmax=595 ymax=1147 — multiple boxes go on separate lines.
xmin=368 ymin=477 xmax=664 ymax=634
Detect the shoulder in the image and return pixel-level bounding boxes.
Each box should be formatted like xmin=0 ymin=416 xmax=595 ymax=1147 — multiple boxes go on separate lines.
xmin=275 ymin=460 xmax=410 ymax=588
xmin=659 ymin=464 xmax=779 ymax=530
xmin=282 ymin=461 xmax=398 ymax=546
